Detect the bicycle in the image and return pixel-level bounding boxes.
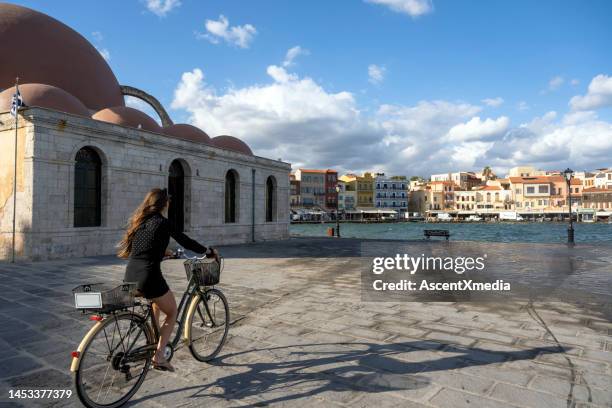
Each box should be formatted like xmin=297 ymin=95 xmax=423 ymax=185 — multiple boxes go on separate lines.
xmin=69 ymin=248 xmax=230 ymax=408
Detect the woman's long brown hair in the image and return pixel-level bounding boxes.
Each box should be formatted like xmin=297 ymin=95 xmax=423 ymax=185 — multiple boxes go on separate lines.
xmin=117 ymin=188 xmax=169 ymax=259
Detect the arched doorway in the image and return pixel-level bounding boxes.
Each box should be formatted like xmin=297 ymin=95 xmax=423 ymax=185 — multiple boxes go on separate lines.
xmin=74 ymin=147 xmax=102 ymax=227
xmin=168 ymin=160 xmax=185 ymax=232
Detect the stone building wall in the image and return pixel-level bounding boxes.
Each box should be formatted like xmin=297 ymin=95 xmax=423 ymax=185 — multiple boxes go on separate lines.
xmin=0 ymin=108 xmax=290 ymax=261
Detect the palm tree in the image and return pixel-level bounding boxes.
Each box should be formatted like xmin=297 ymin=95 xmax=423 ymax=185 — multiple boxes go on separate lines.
xmin=482 ymin=166 xmax=496 ymax=181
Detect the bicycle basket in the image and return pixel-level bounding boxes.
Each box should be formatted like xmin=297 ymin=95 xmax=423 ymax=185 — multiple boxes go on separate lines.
xmin=184 ymin=258 xmax=221 ymax=286
xmin=72 ymin=282 xmax=137 ymax=312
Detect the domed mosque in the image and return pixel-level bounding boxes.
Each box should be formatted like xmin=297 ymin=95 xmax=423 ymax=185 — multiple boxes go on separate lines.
xmin=0 ymin=3 xmax=289 ymax=261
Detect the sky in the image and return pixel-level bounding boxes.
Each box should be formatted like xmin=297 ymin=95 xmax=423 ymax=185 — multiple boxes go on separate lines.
xmin=13 ymin=0 xmax=612 ymax=177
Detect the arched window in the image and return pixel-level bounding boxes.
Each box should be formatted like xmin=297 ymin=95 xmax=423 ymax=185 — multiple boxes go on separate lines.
xmin=168 ymin=160 xmax=185 ymax=232
xmin=225 ymin=170 xmax=239 ymax=223
xmin=74 ymin=147 xmax=102 ymax=227
xmin=266 ymin=176 xmax=277 ymax=222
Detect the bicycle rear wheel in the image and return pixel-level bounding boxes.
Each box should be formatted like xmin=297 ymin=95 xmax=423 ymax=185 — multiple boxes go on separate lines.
xmin=188 ymin=288 xmax=229 ymax=362
xmin=74 ymin=312 xmax=154 ymax=408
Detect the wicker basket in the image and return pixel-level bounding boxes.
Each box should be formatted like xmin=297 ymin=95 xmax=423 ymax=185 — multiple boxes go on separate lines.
xmin=184 ymin=258 xmax=221 ymax=286
xmin=73 ymin=283 xmax=137 ymax=312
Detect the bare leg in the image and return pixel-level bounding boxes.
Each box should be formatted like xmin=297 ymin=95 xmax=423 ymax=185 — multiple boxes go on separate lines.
xmin=151 ymin=290 xmax=177 ymax=364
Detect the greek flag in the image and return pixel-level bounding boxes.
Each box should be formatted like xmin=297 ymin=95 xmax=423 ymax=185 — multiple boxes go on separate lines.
xmin=10 ymin=85 xmax=25 ymax=117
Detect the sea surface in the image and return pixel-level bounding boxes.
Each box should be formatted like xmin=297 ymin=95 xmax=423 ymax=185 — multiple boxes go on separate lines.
xmin=290 ymin=222 xmax=612 ymax=244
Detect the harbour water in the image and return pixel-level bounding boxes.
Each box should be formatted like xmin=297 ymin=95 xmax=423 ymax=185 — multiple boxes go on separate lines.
xmin=290 ymin=222 xmax=612 ymax=244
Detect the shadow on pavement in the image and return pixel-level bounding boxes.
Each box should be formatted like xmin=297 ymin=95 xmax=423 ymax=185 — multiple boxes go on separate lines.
xmin=128 ymin=339 xmax=564 ymax=406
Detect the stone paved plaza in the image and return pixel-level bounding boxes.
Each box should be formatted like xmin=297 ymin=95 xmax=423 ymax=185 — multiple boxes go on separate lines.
xmin=0 ymin=237 xmax=610 ymax=407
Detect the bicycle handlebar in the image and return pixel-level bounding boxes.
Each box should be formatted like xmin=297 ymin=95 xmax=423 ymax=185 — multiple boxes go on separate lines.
xmin=167 ymin=247 xmax=219 ymax=261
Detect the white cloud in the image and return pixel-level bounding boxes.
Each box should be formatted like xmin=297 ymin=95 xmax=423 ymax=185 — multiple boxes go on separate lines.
xmin=124 ymin=96 xmax=161 ymax=125
xmin=283 ymin=46 xmax=309 ymax=67
xmin=365 ymin=0 xmax=433 ymax=17
xmin=368 ymin=64 xmax=386 ymax=84
xmin=170 ymin=65 xmax=612 ymax=176
xmin=570 ymin=79 xmax=580 ymax=86
xmin=96 ymin=47 xmax=111 ymax=62
xmin=145 ymin=0 xmax=181 ymax=17
xmin=569 ymin=74 xmax=612 ymax=111
xmin=562 ymin=110 xmax=597 ymax=125
xmin=200 ymin=15 xmax=257 ymax=48
xmin=92 ymin=31 xmax=104 ymax=41
xmin=481 ymin=97 xmax=504 ymax=107
xmin=266 ymin=65 xmax=298 ymax=83
xmin=548 ymin=75 xmax=564 ymax=91
xmin=517 ymin=101 xmax=529 ymax=111
xmin=445 ymin=116 xmax=510 ymax=142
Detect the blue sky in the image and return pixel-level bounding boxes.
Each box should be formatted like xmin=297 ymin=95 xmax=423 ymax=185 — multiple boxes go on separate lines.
xmin=13 ymin=0 xmax=612 ymax=176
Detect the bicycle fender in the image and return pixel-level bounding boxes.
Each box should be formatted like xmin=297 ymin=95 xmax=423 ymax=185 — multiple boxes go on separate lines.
xmin=70 ymin=321 xmax=104 ymax=372
xmin=183 ymin=293 xmax=202 ymax=346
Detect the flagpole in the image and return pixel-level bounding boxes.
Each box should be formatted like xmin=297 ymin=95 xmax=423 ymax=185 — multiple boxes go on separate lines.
xmin=11 ymin=78 xmax=18 ymax=263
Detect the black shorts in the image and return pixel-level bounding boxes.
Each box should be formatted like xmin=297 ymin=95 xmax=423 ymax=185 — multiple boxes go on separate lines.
xmin=124 ymin=259 xmax=170 ymax=299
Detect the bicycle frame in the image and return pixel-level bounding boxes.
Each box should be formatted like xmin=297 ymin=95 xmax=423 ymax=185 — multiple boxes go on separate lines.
xmin=70 ymin=272 xmax=215 ymax=372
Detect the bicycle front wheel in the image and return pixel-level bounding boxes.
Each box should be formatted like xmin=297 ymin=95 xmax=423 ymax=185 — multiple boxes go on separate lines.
xmin=74 ymin=312 xmax=154 ymax=408
xmin=188 ymin=288 xmax=229 ymax=362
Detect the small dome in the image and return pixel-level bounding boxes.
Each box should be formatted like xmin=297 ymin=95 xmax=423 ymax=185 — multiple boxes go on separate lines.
xmin=0 ymin=3 xmax=124 ymax=110
xmin=92 ymin=106 xmax=161 ymax=133
xmin=0 ymin=83 xmax=89 ymax=116
xmin=163 ymin=124 xmax=211 ymax=144
xmin=211 ymin=135 xmax=253 ymax=155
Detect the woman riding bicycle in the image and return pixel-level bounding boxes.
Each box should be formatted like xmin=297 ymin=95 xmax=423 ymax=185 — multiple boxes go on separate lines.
xmin=118 ymin=187 xmax=209 ymax=372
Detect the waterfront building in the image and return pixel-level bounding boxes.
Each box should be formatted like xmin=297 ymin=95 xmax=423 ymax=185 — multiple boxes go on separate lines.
xmin=337 ymin=179 xmax=356 ymax=211
xmin=594 ymin=168 xmax=612 ymax=189
xmin=324 ymin=169 xmax=339 ymax=210
xmin=374 ymin=174 xmax=408 ymax=214
xmin=582 ymin=187 xmax=612 ymax=211
xmin=507 ymin=166 xmax=546 ymax=178
xmin=510 ymin=175 xmax=581 ymax=212
xmin=430 ymin=172 xmax=481 ymax=190
xmin=454 ymin=190 xmax=477 ymax=211
xmin=0 ymin=4 xmax=289 ymax=261
xmin=293 ymin=169 xmax=337 ymax=210
xmin=355 ymin=172 xmax=375 ymax=208
xmin=425 ymin=181 xmax=457 ymax=211
xmin=290 ymin=174 xmax=301 ymax=207
xmin=294 ymin=169 xmax=325 ymax=208
xmin=472 ymin=185 xmax=513 ymax=211
xmin=408 ymin=181 xmax=427 ymax=215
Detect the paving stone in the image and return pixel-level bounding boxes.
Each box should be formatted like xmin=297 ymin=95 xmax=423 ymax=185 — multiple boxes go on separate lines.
xmin=429 ymin=387 xmax=520 ymax=408
xmin=490 ymin=383 xmax=569 ymax=408
xmin=457 ymin=364 xmax=533 ymax=387
xmin=465 ymin=329 xmax=516 ymax=345
xmin=425 ymin=332 xmax=476 ymax=347
xmin=0 ymin=356 xmax=43 ymax=379
xmin=418 ymin=322 xmax=464 ymax=334
xmin=373 ymin=322 xmax=429 ymax=338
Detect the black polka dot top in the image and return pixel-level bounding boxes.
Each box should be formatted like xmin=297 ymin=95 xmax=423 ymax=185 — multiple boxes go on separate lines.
xmin=129 ymin=213 xmax=206 ymax=262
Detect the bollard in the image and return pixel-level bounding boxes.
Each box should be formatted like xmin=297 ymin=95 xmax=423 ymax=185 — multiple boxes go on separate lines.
xmin=327 ymin=227 xmax=334 ymax=237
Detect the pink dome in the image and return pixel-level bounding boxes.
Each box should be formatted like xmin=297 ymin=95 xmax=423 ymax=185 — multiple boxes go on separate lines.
xmin=211 ymin=135 xmax=253 ymax=155
xmin=163 ymin=124 xmax=211 ymax=144
xmin=0 ymin=4 xmax=124 ymax=110
xmin=0 ymin=83 xmax=89 ymax=116
xmin=92 ymin=106 xmax=161 ymax=133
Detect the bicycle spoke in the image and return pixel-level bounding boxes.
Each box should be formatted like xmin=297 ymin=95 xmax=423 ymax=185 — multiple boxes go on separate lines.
xmin=76 ymin=313 xmax=153 ymax=407
xmin=189 ymin=289 xmax=229 ymax=362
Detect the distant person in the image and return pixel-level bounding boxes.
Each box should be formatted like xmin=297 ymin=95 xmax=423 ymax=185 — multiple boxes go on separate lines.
xmin=118 ymin=188 xmax=208 ymax=372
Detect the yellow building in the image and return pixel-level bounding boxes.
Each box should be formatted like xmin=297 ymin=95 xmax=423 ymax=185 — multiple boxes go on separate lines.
xmin=341 ymin=172 xmax=374 ymax=208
